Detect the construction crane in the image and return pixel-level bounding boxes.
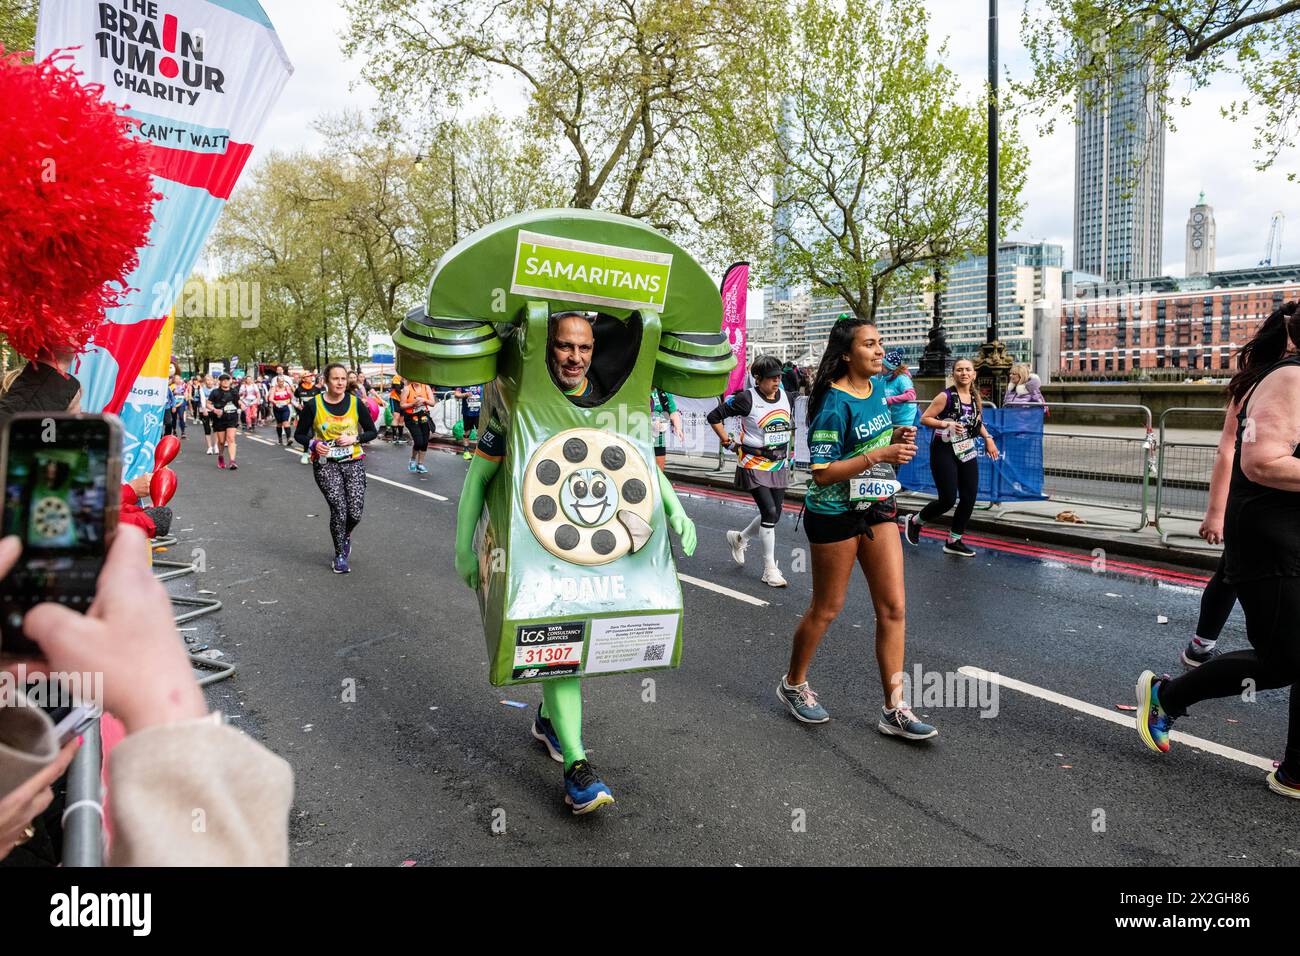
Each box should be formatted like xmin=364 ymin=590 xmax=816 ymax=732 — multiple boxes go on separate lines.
xmin=1260 ymin=211 xmax=1285 ymax=266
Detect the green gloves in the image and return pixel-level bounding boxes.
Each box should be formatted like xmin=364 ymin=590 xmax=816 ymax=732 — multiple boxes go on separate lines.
xmin=657 ymin=469 xmax=697 ymax=556
xmin=455 ymin=453 xmax=497 ymax=589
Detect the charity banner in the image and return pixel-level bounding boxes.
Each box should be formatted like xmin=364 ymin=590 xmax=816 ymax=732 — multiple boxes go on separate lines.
xmin=37 ymin=0 xmax=293 ymax=478
xmin=719 ymin=262 xmax=748 ymax=397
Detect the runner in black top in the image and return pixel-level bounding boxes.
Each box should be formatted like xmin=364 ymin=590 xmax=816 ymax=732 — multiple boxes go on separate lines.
xmin=208 ymin=373 xmax=242 ymax=470
xmin=1136 ymin=302 xmax=1300 ymax=799
xmin=905 ymin=357 xmax=999 ymax=556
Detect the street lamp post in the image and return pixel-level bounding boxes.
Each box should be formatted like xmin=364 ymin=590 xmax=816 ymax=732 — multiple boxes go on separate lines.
xmin=974 ymin=0 xmax=1014 ymax=403
xmin=919 ymin=265 xmax=951 ymax=377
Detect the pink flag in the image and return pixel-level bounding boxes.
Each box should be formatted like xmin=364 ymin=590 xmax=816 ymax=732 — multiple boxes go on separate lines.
xmin=720 ymin=262 xmax=749 ymax=395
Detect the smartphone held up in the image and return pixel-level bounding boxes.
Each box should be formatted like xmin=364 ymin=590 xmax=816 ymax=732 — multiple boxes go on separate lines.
xmin=0 ymin=413 xmax=123 ymax=658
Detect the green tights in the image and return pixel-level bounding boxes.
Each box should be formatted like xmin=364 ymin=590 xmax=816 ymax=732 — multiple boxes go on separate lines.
xmin=539 ymin=677 xmax=585 ymax=770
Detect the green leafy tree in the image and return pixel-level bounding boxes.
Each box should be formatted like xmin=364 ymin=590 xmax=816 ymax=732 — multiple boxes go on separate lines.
xmin=0 ymin=0 xmax=37 ymax=53
xmin=708 ymin=0 xmax=1028 ymax=321
xmin=342 ymin=0 xmax=768 ymax=231
xmin=1017 ymin=1 xmax=1300 ymax=174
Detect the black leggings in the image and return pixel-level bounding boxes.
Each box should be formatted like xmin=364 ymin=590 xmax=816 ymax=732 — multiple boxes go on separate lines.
xmin=752 ymin=486 xmax=786 ymax=529
xmin=407 ymin=417 xmax=430 ymax=452
xmin=1161 ymin=575 xmax=1300 ymax=777
xmin=919 ymin=439 xmax=978 ymax=536
xmin=1197 ymin=556 xmax=1237 ymax=641
xmin=312 ymin=458 xmax=367 ymax=556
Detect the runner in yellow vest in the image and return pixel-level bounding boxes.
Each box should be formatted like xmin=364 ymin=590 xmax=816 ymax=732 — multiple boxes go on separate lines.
xmin=294 ymin=364 xmax=378 ymax=572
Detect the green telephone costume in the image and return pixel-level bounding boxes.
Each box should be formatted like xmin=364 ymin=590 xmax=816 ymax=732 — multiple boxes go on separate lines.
xmin=397 ymin=209 xmax=734 ymax=795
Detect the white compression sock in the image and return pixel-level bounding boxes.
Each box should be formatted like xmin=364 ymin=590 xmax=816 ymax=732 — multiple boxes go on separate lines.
xmin=740 ymin=514 xmax=762 ymax=542
xmin=761 ymin=525 xmax=777 ymax=568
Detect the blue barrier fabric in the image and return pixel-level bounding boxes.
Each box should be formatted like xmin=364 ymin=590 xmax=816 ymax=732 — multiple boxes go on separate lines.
xmin=897 ymin=406 xmax=1045 ymax=503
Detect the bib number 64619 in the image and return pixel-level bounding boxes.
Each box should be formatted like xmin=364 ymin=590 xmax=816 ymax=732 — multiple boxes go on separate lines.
xmin=849 ymin=476 xmax=901 ymax=502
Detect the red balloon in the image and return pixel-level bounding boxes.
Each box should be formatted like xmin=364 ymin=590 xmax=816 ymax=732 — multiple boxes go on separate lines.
xmin=149 ymin=467 xmax=177 ymax=507
xmin=154 ymin=435 xmax=181 ymax=468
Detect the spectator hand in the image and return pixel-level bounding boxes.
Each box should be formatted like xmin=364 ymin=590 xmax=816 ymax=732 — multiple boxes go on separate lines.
xmin=0 ymin=738 xmax=78 ymax=861
xmin=20 ymin=526 xmax=208 ymax=735
xmin=128 ymin=473 xmax=153 ymax=499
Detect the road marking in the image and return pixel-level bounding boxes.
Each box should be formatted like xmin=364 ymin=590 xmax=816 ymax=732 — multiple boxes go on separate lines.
xmin=678 ymin=574 xmax=769 ymax=606
xmin=958 ymin=666 xmax=1275 ymax=772
xmin=368 ymin=473 xmax=449 ymax=501
xmin=244 ymin=434 xmax=450 ymax=501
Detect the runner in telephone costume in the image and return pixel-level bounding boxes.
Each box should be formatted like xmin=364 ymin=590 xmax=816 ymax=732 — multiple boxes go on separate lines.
xmin=398 ymin=209 xmax=733 ymax=814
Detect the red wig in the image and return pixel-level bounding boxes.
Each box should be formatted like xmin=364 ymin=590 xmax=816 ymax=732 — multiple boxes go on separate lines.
xmin=0 ymin=47 xmax=158 ymax=361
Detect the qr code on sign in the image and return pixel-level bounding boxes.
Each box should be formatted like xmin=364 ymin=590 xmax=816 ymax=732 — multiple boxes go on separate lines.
xmin=644 ymin=643 xmax=666 ymax=662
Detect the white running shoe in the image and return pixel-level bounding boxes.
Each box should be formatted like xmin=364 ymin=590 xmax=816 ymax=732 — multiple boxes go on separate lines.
xmin=761 ymin=565 xmax=788 ymax=588
xmin=205 ymin=447 xmax=214 ymax=455
xmin=726 ymin=530 xmax=747 ymax=566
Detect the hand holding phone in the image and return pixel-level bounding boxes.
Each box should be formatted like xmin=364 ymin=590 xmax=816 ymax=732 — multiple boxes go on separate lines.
xmin=0 ymin=414 xmax=122 ymax=659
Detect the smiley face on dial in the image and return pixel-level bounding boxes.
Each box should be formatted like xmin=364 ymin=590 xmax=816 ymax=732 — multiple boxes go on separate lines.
xmin=523 ymin=428 xmax=655 ymax=566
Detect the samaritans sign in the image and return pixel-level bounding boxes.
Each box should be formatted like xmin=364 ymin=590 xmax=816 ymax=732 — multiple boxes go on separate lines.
xmin=510 ymin=230 xmax=672 ymax=312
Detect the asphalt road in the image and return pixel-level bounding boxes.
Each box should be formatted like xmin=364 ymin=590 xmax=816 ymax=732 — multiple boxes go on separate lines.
xmin=166 ymin=425 xmax=1297 ymax=866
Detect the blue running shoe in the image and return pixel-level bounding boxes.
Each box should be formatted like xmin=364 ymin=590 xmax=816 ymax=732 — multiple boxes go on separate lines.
xmin=417 ymin=463 xmax=429 ymax=474
xmin=776 ymin=676 xmax=830 ymax=723
xmin=408 ymin=460 xmax=418 ymax=473
xmin=332 ymin=553 xmax=350 ymax=574
xmin=1136 ymin=670 xmax=1173 ymax=753
xmin=531 ymin=705 xmax=564 ymax=762
xmin=878 ymin=705 xmax=938 ymax=740
xmin=1267 ymin=767 xmax=1300 ymax=800
xmin=564 ymin=760 xmax=614 ymax=815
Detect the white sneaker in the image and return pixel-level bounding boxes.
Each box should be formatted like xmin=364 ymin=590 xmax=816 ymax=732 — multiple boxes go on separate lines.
xmin=300 ymin=452 xmax=310 ymax=465
xmin=761 ymin=565 xmax=788 ymax=588
xmin=726 ymin=530 xmax=747 ymax=566
xmin=205 ymin=447 xmax=214 ymax=455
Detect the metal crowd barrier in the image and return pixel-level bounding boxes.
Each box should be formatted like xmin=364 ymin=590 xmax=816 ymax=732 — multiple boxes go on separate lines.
xmin=1154 ymin=407 xmax=1225 ymax=550
xmin=990 ymin=402 xmax=1154 ymax=532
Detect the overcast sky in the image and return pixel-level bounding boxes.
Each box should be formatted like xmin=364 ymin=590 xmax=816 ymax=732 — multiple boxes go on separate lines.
xmin=252 ymin=0 xmax=1300 ymax=290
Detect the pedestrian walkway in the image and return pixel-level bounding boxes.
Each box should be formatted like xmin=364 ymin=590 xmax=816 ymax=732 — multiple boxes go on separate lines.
xmin=662 ymin=449 xmax=1222 ymax=571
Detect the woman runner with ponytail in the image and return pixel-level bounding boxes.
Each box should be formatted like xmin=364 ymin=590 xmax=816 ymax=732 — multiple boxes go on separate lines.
xmin=904 ymin=358 xmax=999 ymax=557
xmin=295 ymin=363 xmax=378 ymax=573
xmin=776 ymin=316 xmax=936 ymax=741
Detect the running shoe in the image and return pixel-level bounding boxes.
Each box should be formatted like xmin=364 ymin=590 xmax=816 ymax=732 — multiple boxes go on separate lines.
xmin=332 ymin=553 xmax=350 ymax=574
xmin=943 ymin=539 xmax=975 ymax=557
xmin=1135 ymin=670 xmax=1173 ymax=754
xmin=217 ymin=454 xmax=225 ymax=469
xmin=1267 ymin=768 xmax=1300 ymax=800
xmin=462 ymin=450 xmax=472 ymax=460
xmin=776 ymin=676 xmax=830 ymax=723
xmin=903 ymin=513 xmax=921 ymax=546
xmin=206 ymin=447 xmax=214 ymax=456
xmin=563 ymin=760 xmax=614 ymax=814
xmin=878 ymin=705 xmax=938 ymax=740
xmin=726 ymin=530 xmax=747 ymax=566
xmin=417 ymin=464 xmax=429 ymax=474
xmin=229 ymin=462 xmax=238 ymax=471
xmin=531 ymin=705 xmax=564 ymax=763
xmin=761 ymin=565 xmax=788 ymax=588
xmin=300 ymin=452 xmax=310 ymax=465
xmin=1180 ymin=641 xmax=1219 ymax=668
xmin=408 ymin=460 xmax=418 ymax=473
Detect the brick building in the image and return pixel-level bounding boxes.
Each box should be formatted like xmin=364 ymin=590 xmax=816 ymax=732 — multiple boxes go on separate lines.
xmin=1059 ymin=267 xmax=1300 ymax=374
